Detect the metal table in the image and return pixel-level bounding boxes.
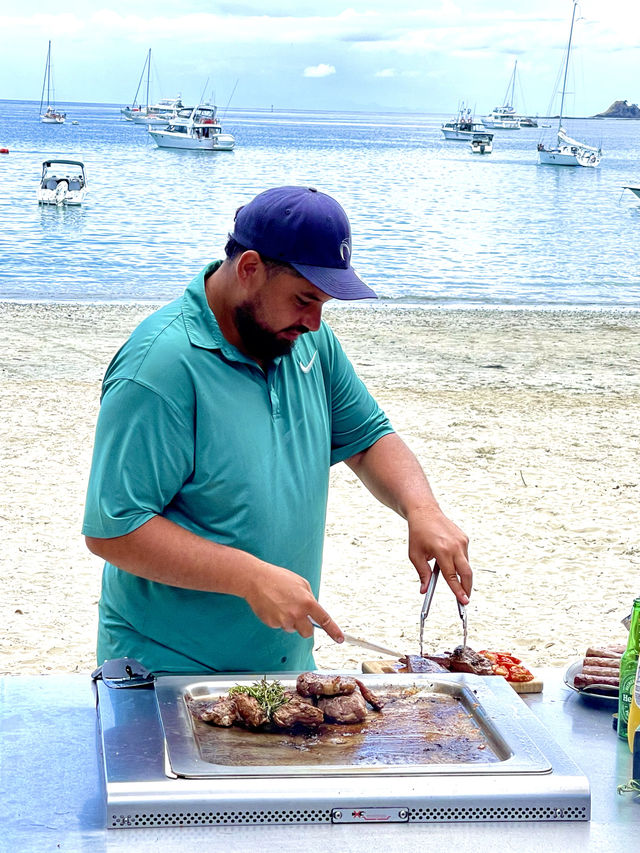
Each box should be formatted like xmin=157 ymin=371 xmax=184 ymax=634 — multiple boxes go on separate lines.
xmin=1 ymin=670 xmax=638 ymax=852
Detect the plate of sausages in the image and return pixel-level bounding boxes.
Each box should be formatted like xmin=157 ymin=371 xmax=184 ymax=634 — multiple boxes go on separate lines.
xmin=563 ymin=645 xmax=624 ymax=705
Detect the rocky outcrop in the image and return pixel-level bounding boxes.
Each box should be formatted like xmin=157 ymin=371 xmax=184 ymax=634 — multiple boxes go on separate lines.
xmin=595 ymin=99 xmax=640 ymax=118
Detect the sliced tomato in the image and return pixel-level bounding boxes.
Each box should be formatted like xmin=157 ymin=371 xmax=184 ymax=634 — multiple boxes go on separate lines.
xmin=491 ymin=664 xmax=510 ymax=677
xmin=496 ymin=653 xmax=521 ymax=665
xmin=478 ymin=650 xmax=499 ymax=663
xmin=505 ymin=665 xmax=534 ymax=683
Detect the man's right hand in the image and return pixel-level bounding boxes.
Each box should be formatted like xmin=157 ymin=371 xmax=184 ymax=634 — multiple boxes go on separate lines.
xmin=244 ymin=563 xmax=344 ymax=643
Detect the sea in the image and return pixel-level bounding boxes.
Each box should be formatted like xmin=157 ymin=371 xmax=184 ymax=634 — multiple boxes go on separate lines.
xmin=1 ymin=98 xmax=640 ymax=308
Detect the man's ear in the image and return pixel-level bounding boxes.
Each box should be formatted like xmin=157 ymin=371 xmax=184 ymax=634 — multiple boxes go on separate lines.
xmin=235 ymin=250 xmax=264 ymax=292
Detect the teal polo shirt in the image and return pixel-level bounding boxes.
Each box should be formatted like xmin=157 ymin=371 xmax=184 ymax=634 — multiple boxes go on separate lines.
xmin=83 ymin=262 xmax=393 ymax=674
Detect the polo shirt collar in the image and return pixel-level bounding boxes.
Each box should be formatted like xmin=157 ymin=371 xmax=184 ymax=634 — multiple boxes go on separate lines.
xmin=181 ymin=261 xmax=293 ymax=370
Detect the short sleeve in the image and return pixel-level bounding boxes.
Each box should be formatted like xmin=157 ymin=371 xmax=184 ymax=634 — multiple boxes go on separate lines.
xmin=320 ymin=327 xmax=394 ymax=465
xmin=82 ymin=378 xmax=194 ymax=538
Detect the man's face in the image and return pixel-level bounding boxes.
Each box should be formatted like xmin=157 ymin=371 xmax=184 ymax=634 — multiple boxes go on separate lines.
xmin=233 ymin=269 xmax=332 ymax=362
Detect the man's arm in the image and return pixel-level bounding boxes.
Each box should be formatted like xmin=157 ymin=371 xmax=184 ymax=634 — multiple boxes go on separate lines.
xmin=85 ymin=517 xmax=344 ymax=642
xmin=345 ymin=432 xmax=472 ymax=604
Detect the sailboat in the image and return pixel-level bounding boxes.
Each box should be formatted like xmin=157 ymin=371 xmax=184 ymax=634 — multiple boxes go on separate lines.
xmin=538 ymin=1 xmax=602 ymax=167
xmin=39 ymin=41 xmax=66 ymax=124
xmin=482 ymin=61 xmax=522 ymax=129
xmin=121 ymin=49 xmax=182 ymax=125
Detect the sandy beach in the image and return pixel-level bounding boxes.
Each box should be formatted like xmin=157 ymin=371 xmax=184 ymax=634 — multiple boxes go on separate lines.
xmin=1 ymin=301 xmax=638 ymax=677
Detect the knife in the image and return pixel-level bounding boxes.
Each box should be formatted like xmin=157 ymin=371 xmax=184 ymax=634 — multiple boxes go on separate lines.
xmin=308 ymin=617 xmax=403 ymax=659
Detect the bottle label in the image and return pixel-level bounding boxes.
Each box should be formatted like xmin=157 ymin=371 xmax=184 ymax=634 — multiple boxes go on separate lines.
xmin=619 ymin=671 xmax=636 ymax=737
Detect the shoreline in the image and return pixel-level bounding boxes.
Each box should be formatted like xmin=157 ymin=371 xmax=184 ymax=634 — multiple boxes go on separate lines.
xmin=1 ymin=301 xmax=638 ymax=676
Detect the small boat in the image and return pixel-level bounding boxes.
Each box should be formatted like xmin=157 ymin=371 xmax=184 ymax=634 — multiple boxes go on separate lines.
xmin=148 ymin=103 xmax=235 ymax=151
xmin=482 ymin=61 xmax=536 ymax=130
xmin=39 ymin=41 xmax=66 ymax=124
xmin=622 ymin=186 xmax=640 ymax=199
xmin=470 ymin=132 xmax=493 ymax=154
xmin=441 ymin=104 xmax=485 ymax=140
xmin=36 ymin=159 xmax=88 ymax=205
xmin=121 ymin=50 xmax=182 ymax=125
xmin=537 ymin=2 xmax=602 ymax=168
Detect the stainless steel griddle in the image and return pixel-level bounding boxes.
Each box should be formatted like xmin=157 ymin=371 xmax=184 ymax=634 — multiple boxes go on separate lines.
xmin=95 ymin=671 xmax=590 ymax=828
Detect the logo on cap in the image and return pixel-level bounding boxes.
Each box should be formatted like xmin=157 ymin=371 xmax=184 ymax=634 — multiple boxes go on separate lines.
xmin=339 ymin=239 xmax=351 ymax=264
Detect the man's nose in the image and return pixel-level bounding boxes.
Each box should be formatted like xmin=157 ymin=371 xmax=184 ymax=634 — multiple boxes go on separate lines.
xmin=302 ymin=302 xmax=323 ymax=331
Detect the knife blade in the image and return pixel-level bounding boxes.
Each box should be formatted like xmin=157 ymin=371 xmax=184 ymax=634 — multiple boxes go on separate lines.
xmin=308 ymin=617 xmax=403 ymax=659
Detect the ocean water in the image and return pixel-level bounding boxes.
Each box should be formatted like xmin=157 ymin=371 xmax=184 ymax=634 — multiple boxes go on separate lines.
xmin=1 ymin=98 xmax=640 ymax=307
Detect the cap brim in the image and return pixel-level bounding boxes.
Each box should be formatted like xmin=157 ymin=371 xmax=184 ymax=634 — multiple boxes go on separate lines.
xmin=290 ymin=262 xmax=377 ymax=300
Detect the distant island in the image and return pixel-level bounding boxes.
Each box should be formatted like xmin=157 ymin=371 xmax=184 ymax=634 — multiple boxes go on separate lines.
xmin=594 ymin=99 xmax=640 ymax=118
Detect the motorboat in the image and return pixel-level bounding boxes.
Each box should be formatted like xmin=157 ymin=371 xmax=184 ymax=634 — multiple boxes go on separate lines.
xmin=482 ymin=104 xmax=520 ymax=130
xmin=39 ymin=41 xmax=66 ymax=124
xmin=148 ymin=104 xmax=235 ymax=151
xmin=470 ymin=132 xmax=493 ymax=154
xmin=537 ymin=2 xmax=602 ymax=167
xmin=36 ymin=159 xmax=88 ymax=205
xmin=623 ymin=186 xmax=640 ymax=199
xmin=126 ymin=97 xmax=184 ymax=125
xmin=121 ymin=49 xmax=182 ymax=125
xmin=441 ymin=105 xmax=485 ymax=140
xmin=481 ymin=61 xmax=537 ymax=130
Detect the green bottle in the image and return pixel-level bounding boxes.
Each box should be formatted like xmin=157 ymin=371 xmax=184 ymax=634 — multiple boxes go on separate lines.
xmin=618 ymin=598 xmax=640 ymax=741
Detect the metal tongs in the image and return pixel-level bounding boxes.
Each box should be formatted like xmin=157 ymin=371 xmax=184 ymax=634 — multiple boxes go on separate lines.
xmin=419 ymin=562 xmax=468 ymax=657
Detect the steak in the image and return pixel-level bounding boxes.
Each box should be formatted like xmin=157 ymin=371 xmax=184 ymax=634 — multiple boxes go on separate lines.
xmin=402 ymin=655 xmax=449 ymax=674
xmin=272 ymin=697 xmax=325 ymax=729
xmin=318 ymin=689 xmax=368 ymax=723
xmin=233 ymin=693 xmax=269 ymax=728
xmin=355 ymin=678 xmax=385 ymax=711
xmin=189 ymin=697 xmax=238 ymax=726
xmin=448 ymin=646 xmax=494 ymax=676
xmin=296 ymin=672 xmax=357 ymax=697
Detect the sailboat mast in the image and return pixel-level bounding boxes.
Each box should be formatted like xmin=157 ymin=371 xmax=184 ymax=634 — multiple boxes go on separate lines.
xmin=146 ymin=48 xmax=151 ymax=111
xmin=510 ymin=60 xmax=517 ymax=108
xmin=558 ymin=1 xmax=578 ymax=130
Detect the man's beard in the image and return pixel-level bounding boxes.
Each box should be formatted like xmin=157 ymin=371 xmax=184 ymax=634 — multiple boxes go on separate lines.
xmin=234 ymin=300 xmax=308 ymax=362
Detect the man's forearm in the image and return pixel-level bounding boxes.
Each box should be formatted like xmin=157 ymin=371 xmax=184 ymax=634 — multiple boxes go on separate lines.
xmin=85 ymin=515 xmax=345 ymax=641
xmin=85 ymin=515 xmax=263 ymax=598
xmin=345 ymin=432 xmax=440 ymax=519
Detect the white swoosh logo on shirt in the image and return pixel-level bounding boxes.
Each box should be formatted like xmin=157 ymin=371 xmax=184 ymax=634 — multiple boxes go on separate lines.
xmin=299 ymin=351 xmax=317 ymax=373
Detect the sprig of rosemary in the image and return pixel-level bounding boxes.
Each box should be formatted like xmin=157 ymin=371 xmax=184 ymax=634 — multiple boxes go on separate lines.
xmin=228 ymin=676 xmax=288 ymax=720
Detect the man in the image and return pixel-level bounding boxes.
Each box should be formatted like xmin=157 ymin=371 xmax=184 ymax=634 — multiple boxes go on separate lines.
xmin=83 ymin=186 xmax=471 ymax=674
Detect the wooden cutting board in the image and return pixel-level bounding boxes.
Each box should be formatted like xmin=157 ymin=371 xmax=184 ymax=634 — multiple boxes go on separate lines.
xmin=361 ymin=659 xmax=543 ymax=694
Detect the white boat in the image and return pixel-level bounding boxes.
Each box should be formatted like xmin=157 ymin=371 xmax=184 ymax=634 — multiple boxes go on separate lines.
xmin=36 ymin=159 xmax=88 ymax=205
xmin=538 ymin=2 xmax=602 ymax=168
xmin=470 ymin=132 xmax=493 ymax=154
xmin=481 ymin=61 xmax=538 ymax=130
xmin=129 ymin=96 xmax=184 ymax=125
xmin=121 ymin=50 xmax=182 ymax=125
xmin=148 ymin=104 xmax=235 ymax=151
xmin=441 ymin=105 xmax=485 ymax=140
xmin=39 ymin=41 xmax=66 ymax=124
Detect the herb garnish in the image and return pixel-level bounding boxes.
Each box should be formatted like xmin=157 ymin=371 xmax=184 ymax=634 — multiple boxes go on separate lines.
xmin=228 ymin=676 xmax=288 ymax=720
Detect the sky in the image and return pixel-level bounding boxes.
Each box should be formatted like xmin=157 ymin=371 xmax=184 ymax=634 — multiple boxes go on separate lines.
xmin=1 ymin=1 xmax=639 ymax=115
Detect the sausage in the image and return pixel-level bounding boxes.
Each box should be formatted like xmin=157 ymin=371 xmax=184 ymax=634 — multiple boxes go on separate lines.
xmin=583 ymin=657 xmax=622 ymax=669
xmin=582 ymin=665 xmax=621 ymax=677
xmin=584 ymin=646 xmax=624 ymax=659
xmin=574 ymin=673 xmax=619 ymax=689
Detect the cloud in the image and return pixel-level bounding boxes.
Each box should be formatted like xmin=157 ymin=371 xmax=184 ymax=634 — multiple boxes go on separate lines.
xmin=375 ymin=68 xmax=396 ymax=77
xmin=304 ymin=63 xmax=336 ymax=78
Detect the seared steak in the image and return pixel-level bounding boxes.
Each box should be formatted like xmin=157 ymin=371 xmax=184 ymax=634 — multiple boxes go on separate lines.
xmin=189 ymin=697 xmax=238 ymax=726
xmin=234 ymin=693 xmax=268 ymax=728
xmin=355 ymin=678 xmax=385 ymax=711
xmin=296 ymin=672 xmax=357 ymax=697
xmin=272 ymin=697 xmax=325 ymax=728
xmin=402 ymin=655 xmax=449 ymax=674
xmin=448 ymin=646 xmax=494 ymax=676
xmin=318 ymin=689 xmax=367 ymax=723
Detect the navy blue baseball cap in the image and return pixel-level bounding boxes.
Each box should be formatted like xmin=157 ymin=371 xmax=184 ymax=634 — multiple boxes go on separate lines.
xmin=230 ymin=186 xmax=377 ymax=300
